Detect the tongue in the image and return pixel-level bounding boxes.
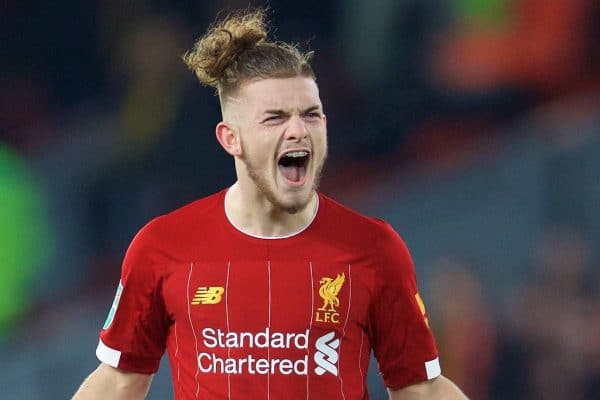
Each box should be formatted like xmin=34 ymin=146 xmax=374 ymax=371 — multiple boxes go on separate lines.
xmin=279 ymin=165 xmax=305 ymax=182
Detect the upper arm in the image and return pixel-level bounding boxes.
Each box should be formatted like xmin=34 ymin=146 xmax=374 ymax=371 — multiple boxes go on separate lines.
xmin=388 ymin=375 xmax=468 ymax=400
xmin=370 ymin=222 xmax=440 ymax=388
xmin=97 ymin=220 xmax=170 ymax=373
xmin=72 ymin=363 xmax=153 ymax=400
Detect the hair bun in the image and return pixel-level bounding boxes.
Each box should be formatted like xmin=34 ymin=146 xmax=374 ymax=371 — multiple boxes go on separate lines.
xmin=183 ymin=9 xmax=268 ymax=87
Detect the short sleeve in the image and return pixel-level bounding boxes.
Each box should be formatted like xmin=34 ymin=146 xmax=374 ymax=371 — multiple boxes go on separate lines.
xmin=369 ymin=221 xmax=440 ymax=389
xmin=97 ymin=220 xmax=170 ymax=374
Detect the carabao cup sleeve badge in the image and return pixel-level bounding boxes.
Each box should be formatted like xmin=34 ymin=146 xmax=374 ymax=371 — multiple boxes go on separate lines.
xmin=103 ymin=281 xmax=123 ymax=330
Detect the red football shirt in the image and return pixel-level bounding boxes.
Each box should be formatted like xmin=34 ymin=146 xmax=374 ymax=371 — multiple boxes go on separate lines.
xmin=97 ymin=190 xmax=440 ymax=399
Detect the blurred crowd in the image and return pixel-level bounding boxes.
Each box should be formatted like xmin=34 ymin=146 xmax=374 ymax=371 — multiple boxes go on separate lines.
xmin=1 ymin=1 xmax=599 ymax=399
xmin=427 ymin=226 xmax=600 ymax=399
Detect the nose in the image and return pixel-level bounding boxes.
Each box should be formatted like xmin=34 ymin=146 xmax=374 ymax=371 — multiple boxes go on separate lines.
xmin=284 ymin=115 xmax=308 ymax=142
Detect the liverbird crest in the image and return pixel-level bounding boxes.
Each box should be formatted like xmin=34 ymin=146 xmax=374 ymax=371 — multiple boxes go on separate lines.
xmin=318 ymin=273 xmax=345 ymax=312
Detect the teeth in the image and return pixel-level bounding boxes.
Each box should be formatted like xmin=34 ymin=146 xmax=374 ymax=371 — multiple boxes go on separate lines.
xmin=283 ymin=151 xmax=308 ymax=158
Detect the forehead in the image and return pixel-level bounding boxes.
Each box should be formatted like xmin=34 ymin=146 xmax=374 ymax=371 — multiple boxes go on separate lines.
xmin=238 ymin=76 xmax=322 ymax=115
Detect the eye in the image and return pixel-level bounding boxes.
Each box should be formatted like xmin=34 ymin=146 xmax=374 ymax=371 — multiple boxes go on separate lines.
xmin=262 ymin=115 xmax=283 ymax=124
xmin=304 ymin=111 xmax=322 ymax=120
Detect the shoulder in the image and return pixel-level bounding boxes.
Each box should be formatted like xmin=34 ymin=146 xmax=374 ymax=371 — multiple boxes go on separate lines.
xmin=317 ymin=193 xmax=406 ymax=246
xmin=318 ymin=195 xmax=414 ymax=282
xmin=140 ymin=190 xmax=224 ymax=237
xmin=124 ymin=190 xmax=226 ymax=264
xmin=153 ymin=190 xmax=224 ymax=230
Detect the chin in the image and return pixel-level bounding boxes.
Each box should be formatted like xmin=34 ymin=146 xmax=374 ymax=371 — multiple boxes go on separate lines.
xmin=276 ymin=190 xmax=314 ymax=214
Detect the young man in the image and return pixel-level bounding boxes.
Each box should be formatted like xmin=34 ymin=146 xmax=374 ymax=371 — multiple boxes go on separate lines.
xmin=73 ymin=9 xmax=467 ymax=400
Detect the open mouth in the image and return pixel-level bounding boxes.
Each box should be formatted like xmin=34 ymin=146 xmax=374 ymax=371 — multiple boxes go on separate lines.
xmin=277 ymin=150 xmax=310 ymax=184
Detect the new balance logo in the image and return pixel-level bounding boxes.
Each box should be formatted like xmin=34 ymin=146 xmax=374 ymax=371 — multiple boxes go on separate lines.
xmin=314 ymin=331 xmax=340 ymax=376
xmin=191 ymin=287 xmax=225 ymax=305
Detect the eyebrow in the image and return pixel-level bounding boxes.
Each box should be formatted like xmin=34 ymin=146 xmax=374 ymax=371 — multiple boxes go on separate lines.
xmin=262 ymin=105 xmax=322 ymax=116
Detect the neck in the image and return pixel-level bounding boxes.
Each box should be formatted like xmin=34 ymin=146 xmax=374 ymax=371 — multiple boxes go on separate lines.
xmin=224 ymin=181 xmax=318 ymax=238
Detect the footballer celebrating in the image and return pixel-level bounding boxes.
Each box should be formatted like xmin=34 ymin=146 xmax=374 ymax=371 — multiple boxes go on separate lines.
xmin=72 ymin=9 xmax=467 ymax=400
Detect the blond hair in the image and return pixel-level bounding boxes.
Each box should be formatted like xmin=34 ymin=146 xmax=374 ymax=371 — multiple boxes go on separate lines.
xmin=183 ymin=8 xmax=315 ymax=100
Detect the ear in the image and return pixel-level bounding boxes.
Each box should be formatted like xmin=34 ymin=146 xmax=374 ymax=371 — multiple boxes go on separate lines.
xmin=215 ymin=121 xmax=242 ymax=157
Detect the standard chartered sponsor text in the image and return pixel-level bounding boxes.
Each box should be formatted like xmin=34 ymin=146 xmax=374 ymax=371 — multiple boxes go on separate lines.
xmin=198 ymin=353 xmax=309 ymax=375
xmin=198 ymin=328 xmax=309 ymax=375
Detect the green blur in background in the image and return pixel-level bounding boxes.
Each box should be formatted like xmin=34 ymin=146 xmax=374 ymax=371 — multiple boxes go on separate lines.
xmin=453 ymin=0 xmax=509 ymax=28
xmin=0 ymin=144 xmax=52 ymax=334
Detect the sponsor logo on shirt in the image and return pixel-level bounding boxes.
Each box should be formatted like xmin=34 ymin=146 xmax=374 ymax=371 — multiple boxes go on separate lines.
xmin=315 ymin=273 xmax=345 ymax=324
xmin=191 ymin=286 xmax=225 ymax=305
xmin=197 ymin=328 xmax=309 ymax=375
xmin=314 ymin=331 xmax=340 ymax=376
xmin=194 ymin=329 xmax=342 ymax=377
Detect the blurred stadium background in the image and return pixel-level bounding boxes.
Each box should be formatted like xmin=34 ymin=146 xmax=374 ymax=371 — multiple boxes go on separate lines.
xmin=1 ymin=0 xmax=599 ymax=399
